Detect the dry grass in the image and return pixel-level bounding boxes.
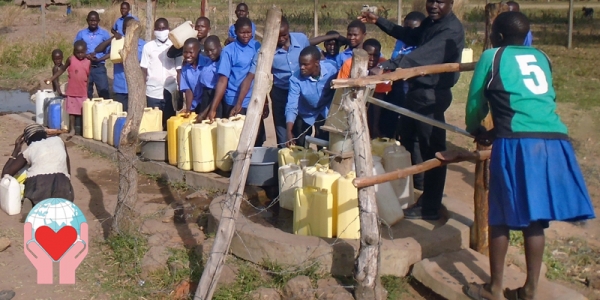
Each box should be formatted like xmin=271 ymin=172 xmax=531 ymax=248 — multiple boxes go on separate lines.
xmin=411 ymin=0 xmax=468 ymax=21
xmin=1 ymin=5 xmax=29 ymax=28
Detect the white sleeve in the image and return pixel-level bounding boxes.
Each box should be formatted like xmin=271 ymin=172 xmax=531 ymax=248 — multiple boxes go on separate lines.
xmin=140 ymin=44 xmax=150 ymax=69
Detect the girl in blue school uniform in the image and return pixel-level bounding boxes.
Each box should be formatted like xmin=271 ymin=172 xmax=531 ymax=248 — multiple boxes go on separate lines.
xmin=463 ymin=11 xmax=595 ymax=300
xmin=205 ymin=17 xmax=265 ymax=146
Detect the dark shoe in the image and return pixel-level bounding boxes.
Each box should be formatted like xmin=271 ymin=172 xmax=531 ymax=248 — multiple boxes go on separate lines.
xmin=403 ymin=206 xmax=440 ymax=220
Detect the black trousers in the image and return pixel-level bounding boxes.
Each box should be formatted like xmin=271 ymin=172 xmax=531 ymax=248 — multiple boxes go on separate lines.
xmin=294 ymin=115 xmax=328 ymax=149
xmin=398 ymin=88 xmax=452 ymax=215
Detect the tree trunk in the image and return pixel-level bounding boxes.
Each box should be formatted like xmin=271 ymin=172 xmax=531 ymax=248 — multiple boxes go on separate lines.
xmin=345 ymin=49 xmax=385 ymax=300
xmin=111 ymin=20 xmax=146 ymax=234
xmin=145 ymin=0 xmax=153 ymax=41
xmin=192 ymin=7 xmax=282 ymax=300
xmin=568 ymin=0 xmax=574 ymax=48
xmin=314 ymin=0 xmax=318 ymax=37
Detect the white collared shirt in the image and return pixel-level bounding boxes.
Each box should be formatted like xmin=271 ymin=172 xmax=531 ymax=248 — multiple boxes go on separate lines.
xmin=140 ymin=39 xmax=183 ymax=99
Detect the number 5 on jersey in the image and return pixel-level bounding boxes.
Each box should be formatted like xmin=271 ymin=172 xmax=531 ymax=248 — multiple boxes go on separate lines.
xmin=515 ymin=55 xmax=549 ymax=95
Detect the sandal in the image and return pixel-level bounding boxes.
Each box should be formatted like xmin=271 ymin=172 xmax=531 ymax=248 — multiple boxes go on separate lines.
xmin=0 ymin=290 xmax=15 ymax=300
xmin=464 ymin=283 xmax=492 ymax=300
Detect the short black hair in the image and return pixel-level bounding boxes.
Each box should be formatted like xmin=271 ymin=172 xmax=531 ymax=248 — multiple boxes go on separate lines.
xmin=299 ymin=46 xmax=322 ymax=61
xmin=493 ymin=11 xmax=530 ymax=45
xmin=347 ymin=19 xmax=366 ymax=34
xmin=121 ymin=1 xmax=131 ymax=9
xmin=74 ymin=40 xmax=87 ymax=50
xmin=405 ymin=11 xmax=426 ymax=22
xmin=184 ymin=37 xmax=201 ymax=48
xmin=363 ymin=38 xmax=381 ymax=52
xmin=326 ymin=30 xmax=339 ymax=36
xmin=87 ymin=11 xmax=99 ymax=19
xmin=281 ymin=16 xmax=289 ymax=27
xmin=52 ymin=49 xmax=63 ymax=57
xmin=122 ymin=16 xmax=135 ymax=33
xmin=205 ymin=35 xmax=221 ymax=46
xmin=237 ymin=2 xmax=248 ymax=10
xmin=155 ymin=17 xmax=169 ymax=27
xmin=197 ymin=16 xmax=211 ymax=26
xmin=234 ymin=17 xmax=253 ymax=32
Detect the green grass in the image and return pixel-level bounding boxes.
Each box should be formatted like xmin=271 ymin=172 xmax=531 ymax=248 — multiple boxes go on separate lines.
xmin=382 ymin=275 xmax=412 ymax=299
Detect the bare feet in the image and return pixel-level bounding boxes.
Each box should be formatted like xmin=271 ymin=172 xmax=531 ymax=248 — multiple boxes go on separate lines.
xmin=464 ymin=283 xmax=504 ymax=300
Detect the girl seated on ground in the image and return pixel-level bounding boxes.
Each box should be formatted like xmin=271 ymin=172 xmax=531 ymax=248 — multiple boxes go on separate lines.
xmin=2 ymin=124 xmax=74 ymax=207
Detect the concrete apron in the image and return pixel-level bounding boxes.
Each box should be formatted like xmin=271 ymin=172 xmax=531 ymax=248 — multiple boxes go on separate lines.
xmin=208 ymin=194 xmax=473 ymax=277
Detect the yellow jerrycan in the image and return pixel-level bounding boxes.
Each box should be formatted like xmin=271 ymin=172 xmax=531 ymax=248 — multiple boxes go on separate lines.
xmin=110 ymin=37 xmax=125 ymax=64
xmin=139 ymin=107 xmax=163 ymax=134
xmin=278 ymin=147 xmax=295 ymax=167
xmin=293 ymin=187 xmax=334 ymax=238
xmin=82 ymin=98 xmax=99 ymax=139
xmin=166 ymin=113 xmax=196 ymax=165
xmin=92 ymin=99 xmax=118 ymax=141
xmin=191 ymin=120 xmax=218 ymax=172
xmin=312 ymin=166 xmax=341 ymax=234
xmin=291 ymin=146 xmax=320 ymax=166
xmin=177 ymin=122 xmax=193 ymax=170
xmin=108 ymin=112 xmax=127 ymax=146
xmin=105 ymin=99 xmax=122 ymax=115
xmin=317 ymin=150 xmax=330 ymax=167
xmin=382 ymin=145 xmax=414 ymax=209
xmin=371 ymin=137 xmax=399 ymax=157
xmin=216 ymin=116 xmax=244 ymax=172
xmin=335 ymin=172 xmax=360 ymax=239
xmin=278 ymin=163 xmax=302 ymax=210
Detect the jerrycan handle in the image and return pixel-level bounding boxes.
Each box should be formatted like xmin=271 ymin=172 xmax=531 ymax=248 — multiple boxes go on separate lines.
xmin=315 ymin=164 xmax=328 ymax=172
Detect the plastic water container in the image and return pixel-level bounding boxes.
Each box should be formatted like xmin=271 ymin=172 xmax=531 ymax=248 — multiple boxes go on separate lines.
xmin=47 ymin=102 xmax=62 ymax=130
xmin=110 ymin=37 xmax=125 ymax=64
xmin=371 ymin=138 xmax=399 ymax=157
xmin=108 ymin=112 xmax=127 ymax=146
xmin=34 ymin=89 xmax=56 ymax=125
xmin=0 ymin=175 xmax=21 ymax=215
xmin=43 ymin=97 xmax=61 ymax=127
xmin=461 ymin=48 xmax=474 ymax=63
xmin=336 ymin=171 xmax=360 ymax=239
xmin=294 ymin=187 xmax=333 ymax=238
xmin=382 ymin=145 xmax=414 ymax=209
xmin=139 ymin=107 xmax=163 ymax=134
xmin=278 ymin=164 xmax=302 ymax=210
xmin=166 ymin=113 xmax=196 ymax=165
xmin=93 ymin=99 xmax=122 ymax=141
xmin=169 ymin=21 xmax=197 ymax=49
xmin=101 ymin=117 xmax=108 ymax=143
xmin=113 ymin=117 xmax=127 ymax=148
xmin=216 ymin=116 xmax=244 ymax=172
xmin=177 ymin=122 xmax=193 ymax=170
xmin=372 ymin=156 xmax=403 ymax=225
xmin=14 ymin=167 xmax=27 ymax=198
xmin=278 ymin=147 xmax=296 ymax=167
xmin=82 ymin=98 xmax=97 ymax=139
xmin=307 ymin=166 xmax=340 ymax=233
xmin=60 ymin=98 xmax=69 ymax=130
xmin=191 ymin=120 xmax=218 ymax=172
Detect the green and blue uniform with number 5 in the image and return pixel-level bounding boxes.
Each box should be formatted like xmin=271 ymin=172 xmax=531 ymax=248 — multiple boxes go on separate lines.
xmin=465 ymin=46 xmax=595 ymax=230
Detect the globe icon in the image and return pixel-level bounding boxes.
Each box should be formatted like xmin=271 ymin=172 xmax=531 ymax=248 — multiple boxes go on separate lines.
xmin=25 ymin=198 xmax=87 ymax=243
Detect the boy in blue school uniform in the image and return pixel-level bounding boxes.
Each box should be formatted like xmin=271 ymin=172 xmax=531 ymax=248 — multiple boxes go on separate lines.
xmin=286 ymin=46 xmax=338 ymax=147
xmin=335 ymin=20 xmax=367 ymax=69
xmin=94 ymin=16 xmax=145 ymax=111
xmin=507 ymin=1 xmax=533 ymax=46
xmin=321 ymin=30 xmax=343 ymax=69
xmin=236 ymin=17 xmax=343 ymax=147
xmin=205 ymin=17 xmax=265 ymax=146
xmin=196 ymin=36 xmax=222 ymax=119
xmin=180 ymin=38 xmax=203 ymax=115
xmin=74 ymin=11 xmax=111 ymax=99
xmin=226 ymin=3 xmax=256 ymax=45
xmin=112 ymin=2 xmax=138 ymax=38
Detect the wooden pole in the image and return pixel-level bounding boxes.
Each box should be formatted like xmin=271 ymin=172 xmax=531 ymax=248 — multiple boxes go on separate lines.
xmin=41 ymin=3 xmax=46 ymax=39
xmin=145 ymin=0 xmax=153 ymax=41
xmin=314 ymin=0 xmax=318 ymax=36
xmin=397 ymin=0 xmax=403 ymax=24
xmin=111 ymin=19 xmax=145 ymax=234
xmin=331 ymin=62 xmax=476 ymax=89
xmin=201 ymin=0 xmax=209 ymax=18
xmin=193 ymin=7 xmax=281 ymax=300
xmin=568 ymin=0 xmax=574 ymax=48
xmin=344 ymin=49 xmax=385 ymax=300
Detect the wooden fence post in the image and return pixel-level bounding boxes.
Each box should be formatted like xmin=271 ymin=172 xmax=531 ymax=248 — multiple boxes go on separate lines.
xmin=314 ymin=0 xmax=318 ymax=36
xmin=145 ymin=0 xmax=153 ymax=41
xmin=472 ymin=1 xmax=506 ymax=255
xmin=344 ymin=49 xmax=386 ymax=300
xmin=201 ymin=0 xmax=209 ymax=18
xmin=192 ymin=7 xmax=281 ymax=300
xmin=111 ymin=20 xmax=145 ymax=234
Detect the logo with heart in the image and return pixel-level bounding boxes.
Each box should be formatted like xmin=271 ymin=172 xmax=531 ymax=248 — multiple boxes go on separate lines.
xmin=34 ymin=226 xmax=77 ymax=261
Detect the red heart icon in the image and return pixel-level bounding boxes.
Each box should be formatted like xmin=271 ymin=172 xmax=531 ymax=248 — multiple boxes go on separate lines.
xmin=34 ymin=226 xmax=77 ymax=261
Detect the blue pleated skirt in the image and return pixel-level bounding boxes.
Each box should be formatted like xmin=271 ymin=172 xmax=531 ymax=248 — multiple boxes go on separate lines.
xmin=489 ymin=138 xmax=596 ymax=229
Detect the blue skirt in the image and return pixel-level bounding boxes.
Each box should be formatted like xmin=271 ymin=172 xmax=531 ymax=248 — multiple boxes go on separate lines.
xmin=489 ymin=138 xmax=595 ymax=229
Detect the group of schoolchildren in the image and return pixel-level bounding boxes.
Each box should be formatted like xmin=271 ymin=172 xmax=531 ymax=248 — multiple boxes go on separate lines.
xmin=43 ymin=1 xmax=430 ymax=146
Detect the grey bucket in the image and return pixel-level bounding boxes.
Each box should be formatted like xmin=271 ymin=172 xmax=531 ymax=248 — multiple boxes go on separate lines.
xmin=233 ymin=147 xmax=279 ymax=187
xmin=139 ymin=131 xmax=168 ymax=161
